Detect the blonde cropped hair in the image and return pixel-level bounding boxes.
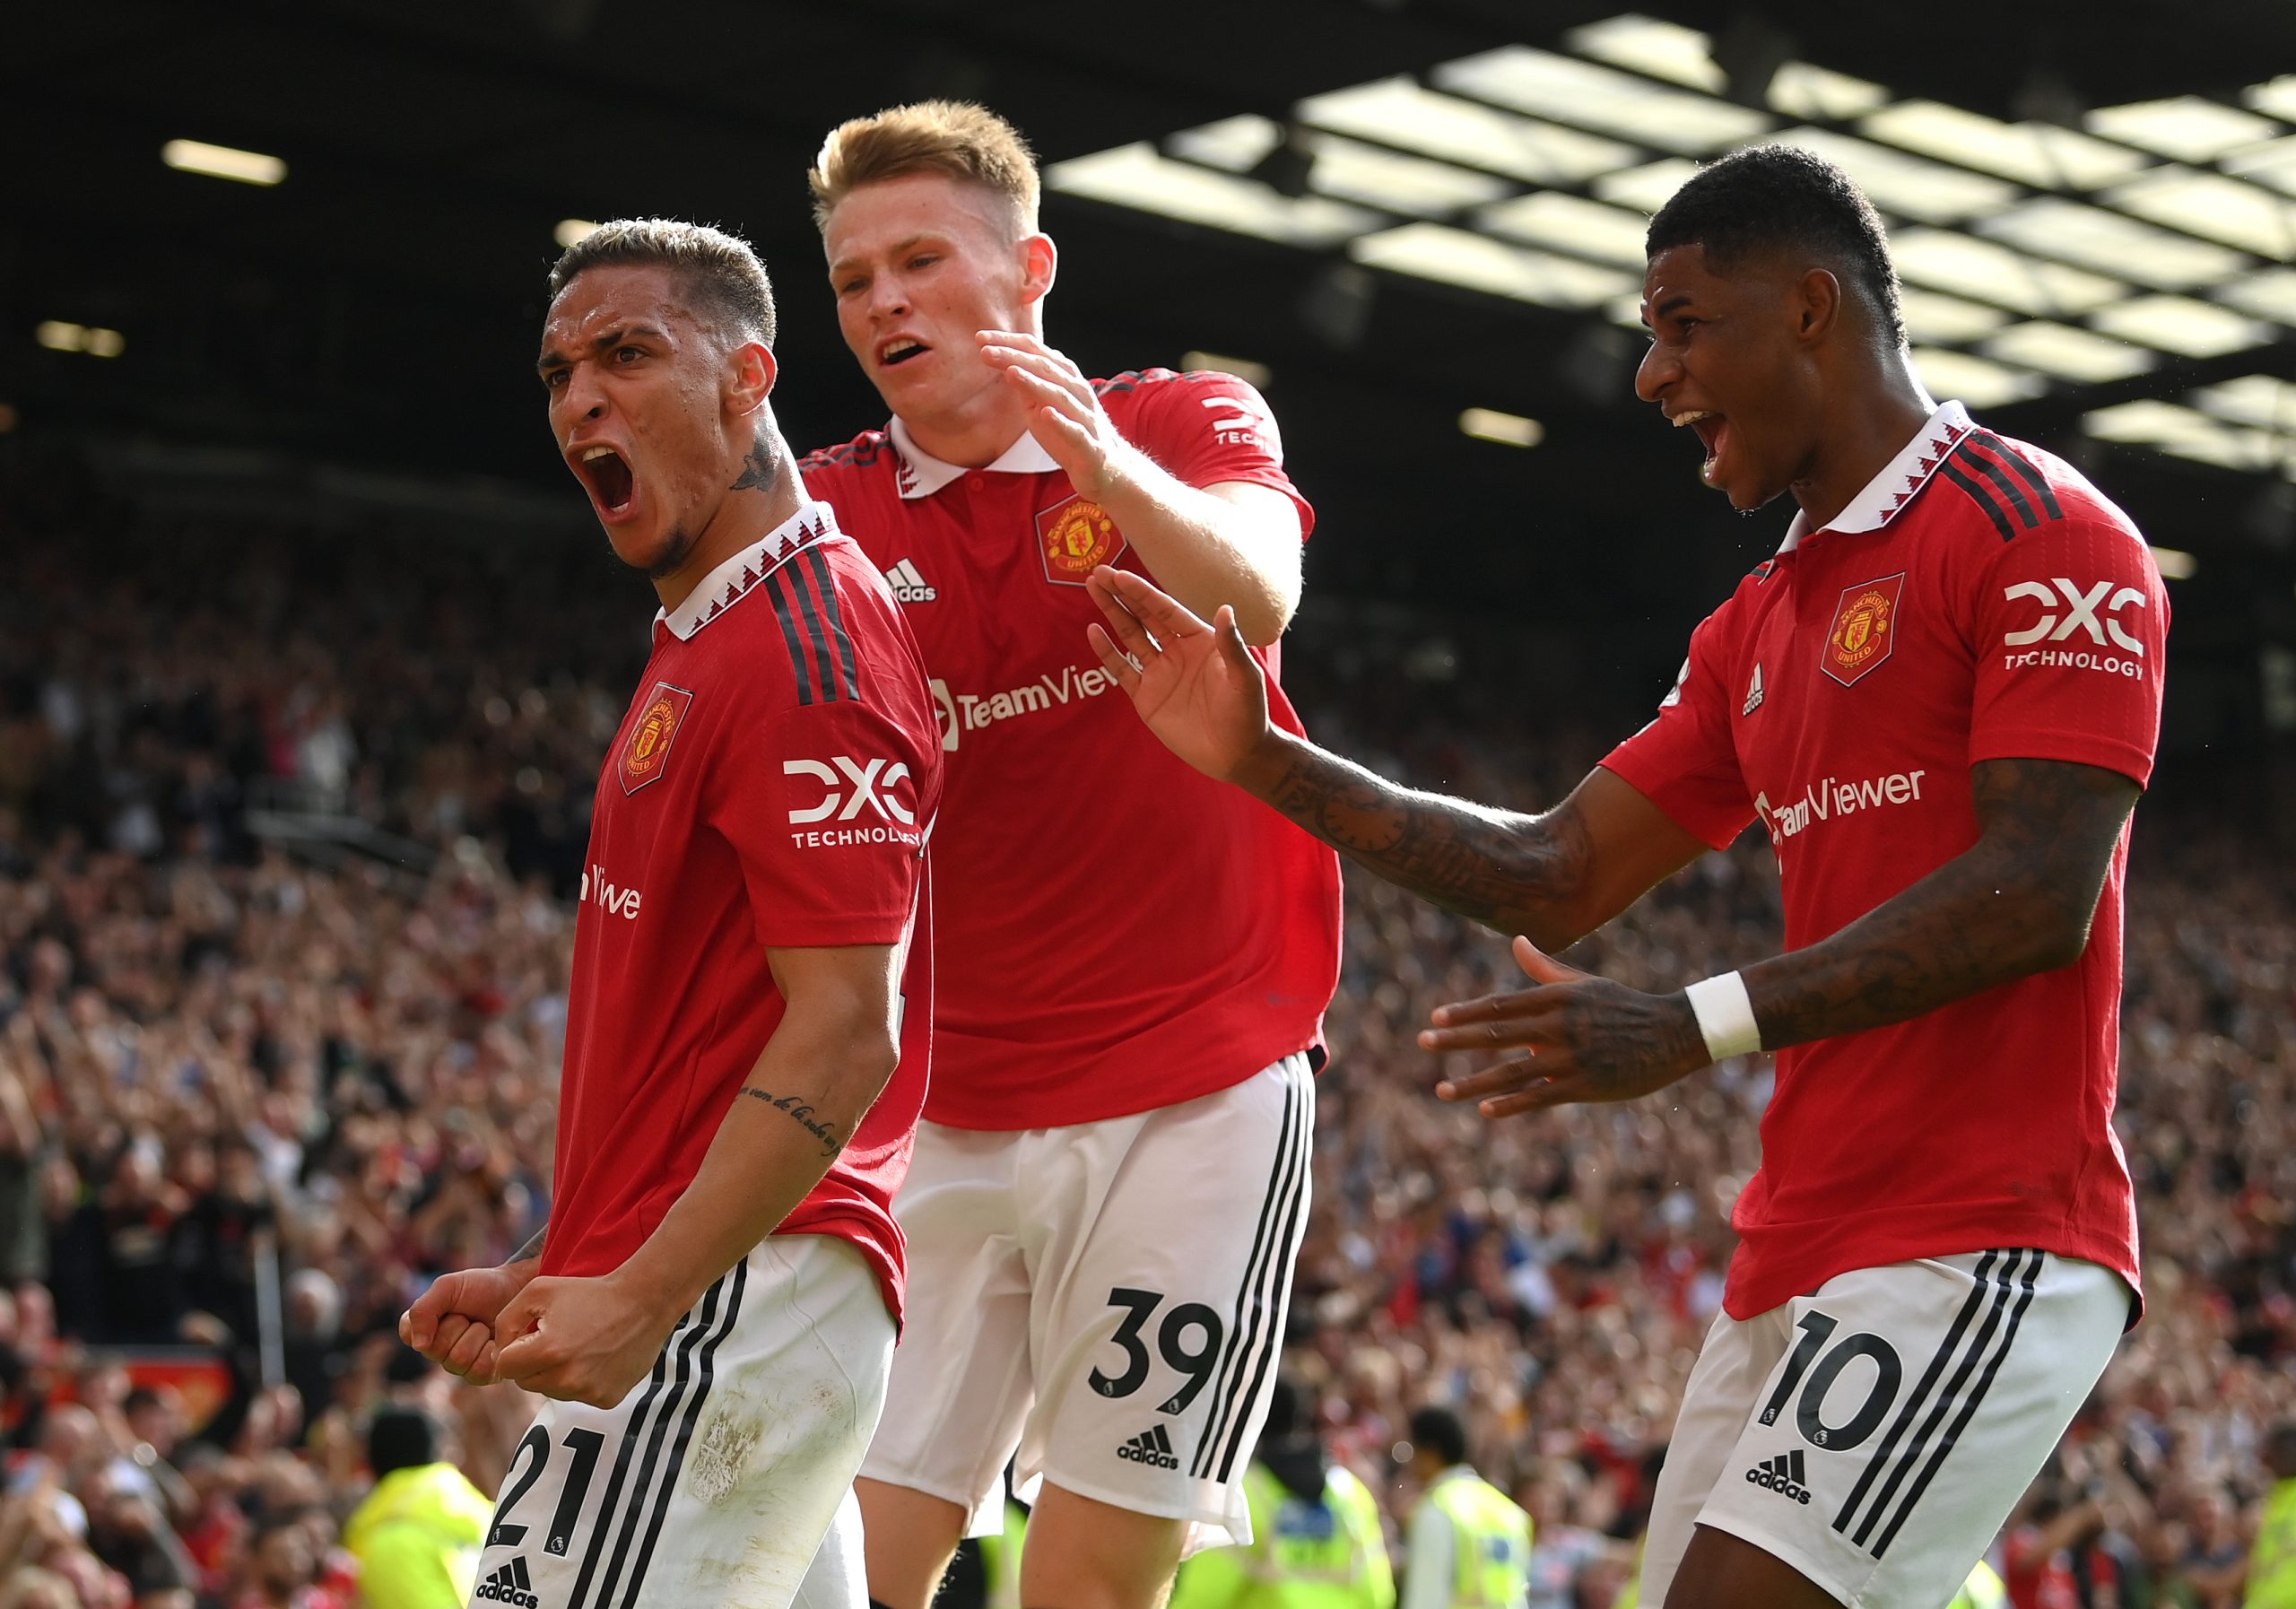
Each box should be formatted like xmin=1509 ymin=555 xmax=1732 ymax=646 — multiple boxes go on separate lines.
xmin=809 ymin=100 xmax=1040 ymax=234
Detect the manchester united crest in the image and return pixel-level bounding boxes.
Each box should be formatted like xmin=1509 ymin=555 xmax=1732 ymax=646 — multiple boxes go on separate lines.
xmin=619 ymin=681 xmax=695 ymax=795
xmin=1822 ymin=574 xmax=1907 ymax=687
xmin=1035 ymin=494 xmax=1126 ymax=586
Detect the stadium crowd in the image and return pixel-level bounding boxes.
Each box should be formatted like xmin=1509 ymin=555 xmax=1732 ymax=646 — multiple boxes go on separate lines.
xmin=0 ymin=483 xmax=2291 ymax=1609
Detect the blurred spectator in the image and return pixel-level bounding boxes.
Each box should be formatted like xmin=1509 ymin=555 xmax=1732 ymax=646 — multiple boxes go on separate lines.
xmin=340 ymin=1407 xmax=491 ymax=1609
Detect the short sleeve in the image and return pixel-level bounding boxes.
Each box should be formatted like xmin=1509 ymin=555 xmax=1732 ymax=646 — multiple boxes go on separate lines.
xmin=1599 ymin=604 xmax=1757 ymax=850
xmin=1124 ymin=370 xmax=1315 ymax=539
xmin=704 ymin=694 xmax=934 ymax=950
xmin=1968 ymin=516 xmax=2167 ymax=787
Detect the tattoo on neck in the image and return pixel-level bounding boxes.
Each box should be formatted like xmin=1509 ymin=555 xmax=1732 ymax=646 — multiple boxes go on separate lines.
xmin=730 ymin=435 xmax=779 ymax=493
xmin=740 ymin=1086 xmax=842 ymax=1157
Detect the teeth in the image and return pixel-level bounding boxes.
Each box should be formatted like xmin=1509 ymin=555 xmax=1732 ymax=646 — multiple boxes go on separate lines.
xmin=582 ymin=446 xmax=615 ymax=461
xmin=883 ymin=340 xmax=920 ymax=360
xmin=1672 ymin=410 xmax=1714 ymax=427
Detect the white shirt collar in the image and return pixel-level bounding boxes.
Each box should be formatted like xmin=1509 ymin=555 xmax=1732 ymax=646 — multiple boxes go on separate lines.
xmin=887 ymin=415 xmax=1059 ymax=500
xmin=1779 ymin=399 xmax=1973 ymax=552
xmin=652 ymin=500 xmax=840 ymax=642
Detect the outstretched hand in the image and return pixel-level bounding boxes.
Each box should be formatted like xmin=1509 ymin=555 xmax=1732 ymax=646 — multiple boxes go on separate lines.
xmin=1418 ymin=935 xmax=1710 ymax=1118
xmin=1084 ymin=566 xmax=1273 ymax=783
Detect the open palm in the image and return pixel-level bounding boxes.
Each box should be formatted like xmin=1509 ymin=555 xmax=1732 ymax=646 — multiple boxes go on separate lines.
xmin=1085 ymin=567 xmax=1272 ymax=782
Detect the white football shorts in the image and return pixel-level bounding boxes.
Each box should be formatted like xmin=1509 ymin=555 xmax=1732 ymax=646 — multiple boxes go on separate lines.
xmin=1639 ymin=1248 xmax=2131 ymax=1609
xmin=468 ymin=1233 xmax=892 ymax=1609
xmin=858 ymin=1053 xmax=1316 ymax=1552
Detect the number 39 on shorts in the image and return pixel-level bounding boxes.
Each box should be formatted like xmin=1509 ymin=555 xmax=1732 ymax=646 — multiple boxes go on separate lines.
xmin=1088 ymin=1288 xmax=1227 ymax=1415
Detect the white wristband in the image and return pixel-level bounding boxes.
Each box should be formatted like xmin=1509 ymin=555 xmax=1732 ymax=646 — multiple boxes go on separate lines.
xmin=1685 ymin=971 xmax=1762 ymax=1063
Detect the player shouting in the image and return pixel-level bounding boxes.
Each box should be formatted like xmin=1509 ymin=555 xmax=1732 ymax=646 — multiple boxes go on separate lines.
xmin=1087 ymin=146 xmax=2165 ymax=1609
xmin=799 ymin=103 xmax=1343 ymax=1609
xmin=401 ymin=220 xmax=942 ymax=1609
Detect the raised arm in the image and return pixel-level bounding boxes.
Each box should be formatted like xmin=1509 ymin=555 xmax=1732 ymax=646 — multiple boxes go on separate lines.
xmin=489 ymin=941 xmax=904 ymax=1406
xmin=984 ymin=335 xmax=1302 ymax=644
xmin=1083 ymin=566 xmax=1705 ymax=947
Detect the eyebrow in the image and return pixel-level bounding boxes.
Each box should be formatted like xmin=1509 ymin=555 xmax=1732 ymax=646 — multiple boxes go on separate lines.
xmin=827 ymin=233 xmax=941 ymax=278
xmin=1649 ymin=292 xmax=1694 ymax=320
xmin=536 ymin=323 xmax=667 ymax=374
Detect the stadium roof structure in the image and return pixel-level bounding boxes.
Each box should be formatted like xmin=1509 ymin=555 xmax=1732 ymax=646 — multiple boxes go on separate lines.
xmin=1045 ymin=13 xmax=2296 ymax=484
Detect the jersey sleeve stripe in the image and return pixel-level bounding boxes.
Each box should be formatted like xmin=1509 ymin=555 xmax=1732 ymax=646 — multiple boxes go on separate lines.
xmin=1936 ymin=459 xmax=2018 ymax=542
xmin=1953 ymin=444 xmax=2039 ymax=529
xmin=801 ymin=546 xmax=860 ymax=702
xmin=785 ymin=557 xmax=845 ymax=705
xmin=763 ymin=571 xmax=821 ymax=706
xmin=1970 ymin=432 xmax=2063 ymax=520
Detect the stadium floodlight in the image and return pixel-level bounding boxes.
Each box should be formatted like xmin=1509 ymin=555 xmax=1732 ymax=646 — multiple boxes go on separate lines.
xmin=35 ymin=321 xmax=83 ymax=352
xmin=1979 ymin=199 xmax=2248 ymax=292
xmin=1169 ymin=118 xmax=1509 ymax=219
xmin=1479 ymin=192 xmax=1651 ymax=268
xmin=2223 ymin=135 xmax=2296 ymax=201
xmin=2217 ymin=266 xmax=2296 ymax=325
xmin=1892 ymin=230 xmax=2126 ymax=317
xmin=1432 ymin=46 xmax=1770 ymax=156
xmin=1564 ymin=14 xmax=1726 ymax=93
xmin=2105 ymin=168 xmax=2296 ymax=259
xmin=2087 ymin=95 xmax=2280 ymax=162
xmin=1859 ymin=101 xmax=2145 ymax=191
xmin=2188 ymin=373 xmax=2296 ymax=431
xmin=1351 ymin=222 xmax=1636 ymax=308
xmin=1897 ymin=288 xmax=2011 ymax=345
xmin=1047 ymin=144 xmax=1378 ymax=248
xmin=554 ymin=219 xmax=600 ymax=248
xmin=2247 ymin=76 xmax=2296 ymax=123
xmin=1909 ymin=348 xmax=2045 ymax=407
xmin=161 ymin=138 xmax=286 ymax=186
xmin=35 ymin=321 xmax=123 ymax=358
xmin=1593 ymin=159 xmax=1700 ymax=215
xmin=2089 ymin=295 xmax=2274 ymax=359
xmin=1606 ymin=292 xmax=1650 ymax=330
xmin=1984 ymin=320 xmax=2154 ymax=384
xmin=1767 ymin=61 xmax=1890 ymax=121
xmin=2084 ymin=398 xmax=2274 ymax=473
xmin=1770 ymin=126 xmax=2017 ymax=224
xmin=1459 ymin=407 xmax=1545 ymax=447
xmin=1181 ymin=352 xmax=1272 ymax=388
xmin=1295 ymin=79 xmax=1633 ymax=187
xmin=2150 ymin=548 xmax=2197 ymax=579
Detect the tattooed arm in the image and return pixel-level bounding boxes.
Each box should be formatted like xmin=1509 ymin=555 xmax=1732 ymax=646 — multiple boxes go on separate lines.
xmin=1084 ymin=565 xmax=1704 ymax=947
xmin=490 ymin=942 xmax=903 ymax=1406
xmin=1423 ymin=757 xmax=2138 ymax=1115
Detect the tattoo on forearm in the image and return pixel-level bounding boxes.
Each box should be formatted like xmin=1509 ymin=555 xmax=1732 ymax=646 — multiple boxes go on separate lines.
xmin=1260 ymin=745 xmax=1590 ymax=938
xmin=740 ymin=1087 xmax=843 ymax=1158
xmin=729 ymin=434 xmax=779 ymax=493
xmin=1749 ymin=758 xmax=2136 ymax=1050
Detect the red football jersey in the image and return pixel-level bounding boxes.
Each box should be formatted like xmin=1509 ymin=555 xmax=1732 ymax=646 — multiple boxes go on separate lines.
xmin=1604 ymin=402 xmax=2166 ymax=1320
xmin=800 ymin=369 xmax=1343 ymax=1129
xmin=545 ymin=502 xmax=943 ymax=1323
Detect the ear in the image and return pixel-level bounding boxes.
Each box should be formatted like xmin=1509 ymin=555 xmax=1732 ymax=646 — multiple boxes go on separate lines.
xmin=726 ymin=339 xmax=778 ymax=418
xmin=1794 ymin=267 xmax=1841 ymax=345
xmin=1018 ymin=232 xmax=1057 ymax=308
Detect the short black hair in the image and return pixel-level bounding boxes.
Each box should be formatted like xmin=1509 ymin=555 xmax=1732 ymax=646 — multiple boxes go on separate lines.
xmin=1407 ymin=1405 xmax=1471 ymax=1468
xmin=1647 ymin=144 xmax=1905 ymax=346
xmin=548 ymin=218 xmax=778 ymax=350
xmin=367 ymin=1407 xmax=441 ymax=1476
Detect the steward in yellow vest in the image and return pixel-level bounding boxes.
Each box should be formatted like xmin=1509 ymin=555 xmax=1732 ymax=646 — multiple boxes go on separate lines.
xmin=2246 ymin=1422 xmax=2296 ymax=1609
xmin=1400 ymin=1407 xmax=1531 ymax=1609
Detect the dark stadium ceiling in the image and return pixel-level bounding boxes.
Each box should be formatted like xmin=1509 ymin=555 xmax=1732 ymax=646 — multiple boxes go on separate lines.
xmin=6 ymin=0 xmax=2296 ymax=657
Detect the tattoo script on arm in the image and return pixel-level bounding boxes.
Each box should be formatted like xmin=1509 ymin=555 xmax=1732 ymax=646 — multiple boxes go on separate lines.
xmin=1258 ymin=743 xmax=1593 ymax=942
xmin=1747 ymin=757 xmax=2138 ymax=1050
xmin=740 ymin=1086 xmax=843 ymax=1158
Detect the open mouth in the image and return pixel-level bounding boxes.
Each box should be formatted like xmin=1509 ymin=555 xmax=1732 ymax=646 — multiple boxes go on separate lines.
xmin=879 ymin=338 xmax=929 ymax=369
xmin=1674 ymin=409 xmax=1729 ymax=485
xmin=578 ymin=445 xmax=635 ymax=516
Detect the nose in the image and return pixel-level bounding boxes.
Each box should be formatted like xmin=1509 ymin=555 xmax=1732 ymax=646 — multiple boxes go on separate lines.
xmin=868 ymin=274 xmax=910 ymax=320
xmin=559 ymin=361 xmax=608 ymax=427
xmin=1633 ymin=335 xmax=1675 ymax=405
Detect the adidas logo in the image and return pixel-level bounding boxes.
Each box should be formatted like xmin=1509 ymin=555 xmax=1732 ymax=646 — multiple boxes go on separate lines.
xmin=474 ymin=1556 xmax=539 ymax=1607
xmin=1744 ymin=1449 xmax=1811 ymax=1506
xmin=885 ymin=559 xmax=937 ymax=603
xmin=1117 ymin=1423 xmax=1179 ymax=1469
xmin=1743 ymin=663 xmax=1765 ymax=717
